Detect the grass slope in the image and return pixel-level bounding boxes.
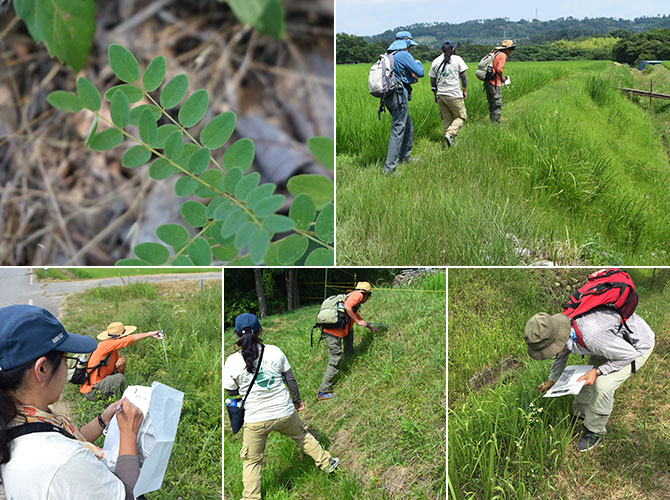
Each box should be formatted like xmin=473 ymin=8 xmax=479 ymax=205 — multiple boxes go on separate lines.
xmin=35 ymin=268 xmax=214 ymax=280
xmin=448 ymin=268 xmax=670 ymax=499
xmin=336 ymin=61 xmax=670 ymax=265
xmin=61 ymin=280 xmax=222 ymax=500
xmin=224 ymin=276 xmax=446 ymax=500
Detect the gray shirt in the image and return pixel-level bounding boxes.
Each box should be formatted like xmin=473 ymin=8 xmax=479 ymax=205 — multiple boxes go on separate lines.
xmin=550 ymin=308 xmax=655 ymax=381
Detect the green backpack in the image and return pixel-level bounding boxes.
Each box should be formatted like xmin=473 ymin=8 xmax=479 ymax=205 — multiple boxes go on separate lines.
xmin=475 ymin=51 xmax=497 ymax=81
xmin=310 ymin=293 xmax=349 ymax=346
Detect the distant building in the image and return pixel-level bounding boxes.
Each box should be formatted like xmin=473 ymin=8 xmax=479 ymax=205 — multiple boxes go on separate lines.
xmin=639 ymin=60 xmax=663 ymax=70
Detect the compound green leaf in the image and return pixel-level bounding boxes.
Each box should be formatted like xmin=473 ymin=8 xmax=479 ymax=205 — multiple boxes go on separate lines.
xmin=246 ymin=183 xmax=276 ymax=208
xmin=286 ymin=174 xmax=333 ymax=211
xmin=121 ymin=145 xmax=151 ymax=168
xmin=133 ymin=242 xmax=169 ymax=265
xmin=223 ymin=138 xmax=254 ymax=171
xmin=108 ymin=44 xmax=140 ymax=83
xmin=207 ymin=197 xmax=231 ymax=219
xmin=105 ymin=84 xmax=144 ymax=104
xmin=247 ymin=227 xmax=270 ymax=264
xmin=47 ymin=91 xmax=82 ymax=112
xmin=314 ymin=202 xmax=334 ymax=243
xmin=234 ymin=172 xmax=260 ymax=200
xmin=160 ymin=74 xmax=188 ymax=109
xmin=263 ymin=241 xmax=281 ymax=266
xmin=194 ymin=170 xmax=224 ymax=198
xmin=289 ymin=193 xmax=315 ymax=230
xmin=14 ymin=0 xmax=95 ymax=72
xmin=153 ymin=124 xmax=179 ymax=149
xmin=187 ymin=237 xmax=213 ymax=265
xmin=212 ymin=244 xmax=238 ymax=262
xmin=223 ymin=167 xmax=243 ymax=194
xmin=277 ymin=234 xmax=308 ymax=265
xmin=212 ymin=199 xmax=235 ymax=221
xmin=175 ymin=176 xmax=198 ymax=197
xmin=139 ymin=108 xmax=158 ymax=144
xmin=171 ymin=255 xmax=194 ymax=266
xmin=129 ymin=105 xmax=161 ymax=128
xmin=164 ymin=130 xmax=184 ymax=159
xmin=200 ymin=111 xmax=236 ymax=149
xmin=262 ymin=214 xmax=295 ymax=233
xmin=305 ymin=247 xmax=334 ymax=265
xmin=178 ymin=89 xmax=209 ymax=128
xmin=234 ymin=221 xmax=257 ymax=250
xmin=187 ymin=148 xmax=210 ymax=175
xmin=221 ymin=207 xmax=248 ymax=238
xmin=88 ymin=128 xmax=123 ymax=151
xmin=76 ymin=77 xmax=100 ymax=111
xmin=156 ymin=223 xmax=189 ymax=247
xmin=224 ymin=0 xmax=285 ymax=39
xmin=307 ymin=136 xmax=334 ymax=170
xmin=116 ymin=258 xmax=151 ymax=266
xmin=110 ymin=90 xmax=130 ymax=128
xmin=142 ymin=55 xmax=166 ymax=92
xmin=180 ymin=200 xmax=208 ymax=227
xmin=149 ymin=158 xmax=177 ymax=180
xmin=84 ymin=116 xmax=98 ymax=147
xmin=252 ymin=194 xmax=285 ymax=218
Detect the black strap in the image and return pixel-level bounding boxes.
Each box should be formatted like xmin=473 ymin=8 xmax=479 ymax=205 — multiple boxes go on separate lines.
xmin=241 ymin=344 xmax=265 ymax=409
xmin=7 ymin=422 xmax=76 ymax=441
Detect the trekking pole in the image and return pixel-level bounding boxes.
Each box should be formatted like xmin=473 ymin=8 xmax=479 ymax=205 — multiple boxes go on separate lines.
xmin=158 ymin=329 xmax=170 ymax=370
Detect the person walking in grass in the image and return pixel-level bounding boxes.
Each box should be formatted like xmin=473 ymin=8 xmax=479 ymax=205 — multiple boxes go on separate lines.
xmin=524 ymin=309 xmax=654 ymax=452
xmin=0 ymin=305 xmax=145 ymax=499
xmin=382 ymin=31 xmax=425 ymax=176
xmin=484 ymin=40 xmax=515 ymax=124
xmin=80 ymin=322 xmax=162 ymax=401
xmin=223 ymin=313 xmax=339 ymax=500
xmin=429 ymin=40 xmax=468 ymax=147
xmin=317 ymin=282 xmax=378 ymax=401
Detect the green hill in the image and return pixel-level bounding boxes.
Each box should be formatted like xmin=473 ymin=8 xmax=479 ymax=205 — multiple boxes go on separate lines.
xmin=223 ymin=277 xmax=446 ymax=499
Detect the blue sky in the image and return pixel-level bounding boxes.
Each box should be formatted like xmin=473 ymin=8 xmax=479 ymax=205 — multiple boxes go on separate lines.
xmin=336 ymin=0 xmax=669 ymax=36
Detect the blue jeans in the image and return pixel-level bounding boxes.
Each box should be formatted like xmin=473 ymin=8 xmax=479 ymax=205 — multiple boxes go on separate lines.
xmin=383 ymin=89 xmax=414 ymax=173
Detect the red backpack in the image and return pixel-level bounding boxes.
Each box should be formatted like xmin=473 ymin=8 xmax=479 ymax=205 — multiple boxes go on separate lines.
xmin=562 ymin=268 xmax=638 ymax=372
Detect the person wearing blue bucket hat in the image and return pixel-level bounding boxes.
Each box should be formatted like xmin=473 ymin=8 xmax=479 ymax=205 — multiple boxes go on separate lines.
xmin=429 ymin=40 xmax=468 ymax=147
xmin=224 ymin=313 xmax=340 ymax=500
xmin=0 ymin=305 xmax=145 ymax=499
xmin=380 ymin=31 xmax=424 ymax=176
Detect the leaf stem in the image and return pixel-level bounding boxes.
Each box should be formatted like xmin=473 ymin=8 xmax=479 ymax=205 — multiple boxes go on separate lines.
xmin=168 ymin=219 xmax=216 ymax=264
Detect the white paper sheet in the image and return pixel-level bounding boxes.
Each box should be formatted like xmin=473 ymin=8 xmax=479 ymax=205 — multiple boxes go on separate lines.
xmin=543 ymin=365 xmax=594 ymax=398
xmin=102 ymin=382 xmax=184 ymax=496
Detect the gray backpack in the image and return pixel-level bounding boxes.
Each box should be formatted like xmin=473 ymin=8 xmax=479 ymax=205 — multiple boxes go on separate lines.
xmin=310 ymin=293 xmax=350 ymax=346
xmin=475 ymin=51 xmax=497 ymax=81
xmin=369 ymin=52 xmax=399 ymax=98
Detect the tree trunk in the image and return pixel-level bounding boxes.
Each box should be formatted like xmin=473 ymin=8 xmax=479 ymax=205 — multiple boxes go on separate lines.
xmin=286 ymin=269 xmax=295 ymax=311
xmin=254 ymin=269 xmax=268 ymax=318
xmin=292 ymin=269 xmax=300 ymax=309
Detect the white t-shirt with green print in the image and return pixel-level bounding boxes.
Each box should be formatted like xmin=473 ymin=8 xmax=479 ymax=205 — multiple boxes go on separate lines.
xmin=223 ymin=344 xmax=295 ymax=423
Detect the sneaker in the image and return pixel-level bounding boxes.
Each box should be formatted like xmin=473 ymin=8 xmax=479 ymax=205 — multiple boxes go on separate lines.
xmin=383 ymin=168 xmax=401 ymax=177
xmin=328 ymin=457 xmax=340 ymax=473
xmin=577 ymin=428 xmax=602 ymax=452
xmin=317 ymin=392 xmax=334 ymax=401
xmin=400 ymin=156 xmax=420 ymax=164
xmin=445 ymin=135 xmax=454 ymax=147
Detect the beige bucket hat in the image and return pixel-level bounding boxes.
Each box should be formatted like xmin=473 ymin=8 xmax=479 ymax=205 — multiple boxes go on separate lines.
xmin=97 ymin=321 xmax=137 ymax=340
xmin=524 ymin=312 xmax=570 ymax=360
xmin=496 ymin=40 xmax=516 ymax=50
xmin=353 ymin=281 xmax=372 ymax=293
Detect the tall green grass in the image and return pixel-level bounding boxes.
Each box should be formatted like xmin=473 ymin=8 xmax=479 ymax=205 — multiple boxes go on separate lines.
xmin=337 ymin=61 xmax=670 ymax=265
xmin=449 ymin=268 xmax=670 ymax=499
xmin=61 ymin=280 xmax=222 ymax=500
xmin=224 ymin=283 xmax=446 ymax=499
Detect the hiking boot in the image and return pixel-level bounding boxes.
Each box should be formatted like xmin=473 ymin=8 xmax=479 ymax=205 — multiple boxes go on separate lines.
xmin=317 ymin=392 xmax=334 ymax=401
xmin=445 ymin=135 xmax=454 ymax=147
xmin=577 ymin=428 xmax=602 ymax=452
xmin=328 ymin=457 xmax=340 ymax=473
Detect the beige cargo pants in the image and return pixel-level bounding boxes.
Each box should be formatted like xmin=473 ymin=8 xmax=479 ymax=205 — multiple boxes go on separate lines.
xmin=437 ymin=95 xmax=467 ymax=138
xmin=573 ymin=349 xmax=652 ymax=435
xmin=240 ymin=412 xmax=331 ymax=500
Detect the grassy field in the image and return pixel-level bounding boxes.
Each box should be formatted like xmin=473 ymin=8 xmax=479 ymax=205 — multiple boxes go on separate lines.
xmin=448 ymin=268 xmax=670 ymax=499
xmin=336 ymin=60 xmax=670 ymax=265
xmin=60 ymin=279 xmax=222 ymax=500
xmin=223 ymin=273 xmax=446 ymax=500
xmin=35 ymin=267 xmax=215 ymax=280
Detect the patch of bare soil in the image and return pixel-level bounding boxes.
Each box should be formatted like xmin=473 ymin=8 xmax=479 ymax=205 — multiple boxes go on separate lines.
xmin=0 ymin=0 xmax=333 ymax=265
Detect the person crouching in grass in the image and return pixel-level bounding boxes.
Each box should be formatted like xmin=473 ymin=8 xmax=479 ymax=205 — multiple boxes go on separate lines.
xmin=224 ymin=313 xmax=340 ymax=500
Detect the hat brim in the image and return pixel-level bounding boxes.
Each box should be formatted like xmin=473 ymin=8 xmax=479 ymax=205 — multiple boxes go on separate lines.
xmin=527 ymin=313 xmax=570 ymax=360
xmin=387 ymin=40 xmax=409 ymax=51
xmin=496 ymin=45 xmax=515 ymax=50
xmin=56 ymin=331 xmax=97 ymax=354
xmin=97 ymin=325 xmax=137 ymax=340
xmin=408 ymin=40 xmax=419 ymax=46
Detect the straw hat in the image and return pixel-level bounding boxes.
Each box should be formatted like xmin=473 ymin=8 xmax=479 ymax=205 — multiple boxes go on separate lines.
xmin=354 ymin=282 xmax=372 ymax=293
xmin=496 ymin=40 xmax=516 ymax=50
xmin=524 ymin=313 xmax=570 ymax=360
xmin=97 ymin=321 xmax=137 ymax=340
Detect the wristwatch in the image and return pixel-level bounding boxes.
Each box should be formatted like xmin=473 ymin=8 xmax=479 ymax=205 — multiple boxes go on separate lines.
xmin=595 ymin=367 xmax=603 ymax=377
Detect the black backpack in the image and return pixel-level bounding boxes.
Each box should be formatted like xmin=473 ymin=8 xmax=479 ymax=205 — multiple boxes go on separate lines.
xmin=69 ymin=353 xmax=112 ymax=385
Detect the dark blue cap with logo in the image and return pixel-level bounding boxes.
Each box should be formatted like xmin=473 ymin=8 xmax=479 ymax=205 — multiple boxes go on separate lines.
xmin=0 ymin=305 xmax=97 ymax=371
xmin=235 ymin=313 xmax=261 ymax=334
xmin=443 ymin=40 xmax=455 ymax=48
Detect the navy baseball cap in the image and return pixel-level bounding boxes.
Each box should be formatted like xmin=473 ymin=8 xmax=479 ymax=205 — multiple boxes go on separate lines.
xmin=443 ymin=40 xmax=455 ymax=48
xmin=235 ymin=313 xmax=261 ymax=334
xmin=0 ymin=305 xmax=97 ymax=371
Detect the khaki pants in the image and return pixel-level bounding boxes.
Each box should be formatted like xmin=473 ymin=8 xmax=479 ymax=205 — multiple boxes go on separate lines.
xmin=82 ymin=373 xmax=125 ymax=401
xmin=240 ymin=412 xmax=331 ymax=500
xmin=437 ymin=95 xmax=467 ymax=137
xmin=318 ymin=332 xmax=354 ymax=394
xmin=573 ymin=349 xmax=652 ymax=435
